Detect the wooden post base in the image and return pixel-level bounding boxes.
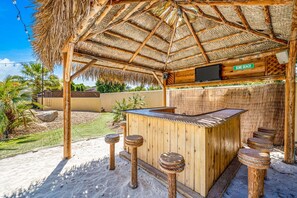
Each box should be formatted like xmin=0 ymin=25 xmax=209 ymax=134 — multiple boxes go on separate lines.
xmin=130 ymin=147 xmax=138 ymax=189
xmin=168 ymin=173 xmax=177 ymax=198
xmin=248 ymin=167 xmax=264 ymax=198
xmin=109 ymin=144 xmax=115 ymax=170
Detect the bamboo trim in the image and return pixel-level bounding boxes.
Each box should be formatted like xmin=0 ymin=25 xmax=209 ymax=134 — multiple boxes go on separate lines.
xmin=182 ymin=6 xmax=287 ymax=45
xmin=234 ymin=6 xmax=251 ymax=30
xmin=74 ymin=51 xmax=163 ymax=74
xmin=85 ymin=39 xmax=165 ymax=64
xmin=166 ymin=18 xmax=178 ymax=68
xmin=263 ymin=6 xmax=275 ymax=38
xmin=105 ymin=31 xmax=167 ymax=55
xmin=70 ymin=59 xmax=97 ymax=81
xmin=167 ymin=75 xmax=285 ymax=88
xmin=170 ymin=46 xmax=288 ymax=72
xmin=128 ymin=7 xmax=172 ymax=64
xmin=109 ymin=0 xmax=291 ymax=6
xmin=183 ymin=11 xmax=210 ymax=63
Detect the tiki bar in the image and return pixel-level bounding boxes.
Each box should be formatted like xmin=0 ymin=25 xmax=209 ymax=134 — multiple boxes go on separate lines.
xmin=32 ymin=0 xmax=297 ymax=197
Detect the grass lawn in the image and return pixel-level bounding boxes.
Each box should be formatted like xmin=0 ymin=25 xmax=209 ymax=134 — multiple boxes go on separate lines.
xmin=0 ymin=113 xmax=116 ymax=159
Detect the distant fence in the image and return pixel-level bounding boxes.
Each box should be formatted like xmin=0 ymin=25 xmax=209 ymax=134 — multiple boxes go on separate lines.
xmin=38 ymin=90 xmax=163 ymax=112
xmin=168 ymin=83 xmax=286 ymax=145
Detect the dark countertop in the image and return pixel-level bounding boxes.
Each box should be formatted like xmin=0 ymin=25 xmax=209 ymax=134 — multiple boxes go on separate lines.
xmin=125 ymin=107 xmax=246 ymax=127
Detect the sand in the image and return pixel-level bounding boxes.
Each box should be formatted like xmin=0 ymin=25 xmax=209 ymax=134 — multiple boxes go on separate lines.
xmin=223 ymin=149 xmax=297 ymax=198
xmin=0 ymin=136 xmax=182 ymax=198
xmin=1 ymin=136 xmax=296 ymax=198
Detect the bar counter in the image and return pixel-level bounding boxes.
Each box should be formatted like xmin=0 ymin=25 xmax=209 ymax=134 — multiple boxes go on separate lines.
xmin=125 ymin=107 xmax=246 ymax=197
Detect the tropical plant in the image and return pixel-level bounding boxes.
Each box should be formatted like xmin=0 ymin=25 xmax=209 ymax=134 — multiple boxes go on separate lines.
xmin=96 ymin=80 xmax=126 ymax=93
xmin=19 ymin=62 xmax=61 ymax=102
xmin=112 ymin=94 xmax=146 ymax=123
xmin=0 ymin=76 xmax=35 ymax=139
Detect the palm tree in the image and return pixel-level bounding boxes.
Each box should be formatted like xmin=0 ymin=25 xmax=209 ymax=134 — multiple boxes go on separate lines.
xmin=0 ymin=76 xmax=35 ymax=139
xmin=20 ymin=63 xmax=61 ymax=102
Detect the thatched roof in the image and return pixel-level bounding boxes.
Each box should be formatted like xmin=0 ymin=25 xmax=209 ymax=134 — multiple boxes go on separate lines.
xmin=33 ymin=0 xmax=293 ymax=84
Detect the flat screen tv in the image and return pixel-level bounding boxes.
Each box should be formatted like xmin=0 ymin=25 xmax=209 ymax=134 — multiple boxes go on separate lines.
xmin=195 ymin=64 xmax=222 ymax=82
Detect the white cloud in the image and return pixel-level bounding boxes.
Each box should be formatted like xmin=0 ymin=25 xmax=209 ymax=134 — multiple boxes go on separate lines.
xmin=0 ymin=58 xmax=22 ymax=81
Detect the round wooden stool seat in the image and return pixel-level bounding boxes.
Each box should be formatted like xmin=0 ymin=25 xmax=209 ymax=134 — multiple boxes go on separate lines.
xmin=253 ymin=131 xmax=275 ymax=142
xmin=258 ymin=127 xmax=276 ymax=134
xmin=247 ymin=137 xmax=273 ymax=153
xmin=105 ymin=134 xmax=120 ymax=144
xmin=125 ymin=135 xmax=143 ymax=147
xmin=159 ymin=152 xmax=185 ymax=174
xmin=238 ymin=148 xmax=270 ymax=169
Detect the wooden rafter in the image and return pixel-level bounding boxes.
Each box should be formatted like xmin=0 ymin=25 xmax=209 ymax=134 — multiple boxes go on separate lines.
xmin=165 ymin=18 xmax=178 ymax=69
xmin=74 ymin=51 xmax=163 ymax=74
xmin=169 ymin=39 xmax=266 ymax=64
xmin=109 ymin=0 xmax=291 ymax=5
xmin=107 ymin=4 xmax=130 ymax=26
xmin=171 ymin=32 xmax=242 ymax=56
xmin=152 ymin=71 xmax=164 ymax=87
xmin=70 ymin=59 xmax=97 ymax=81
xmin=80 ymin=5 xmax=113 ymax=41
xmin=183 ymin=11 xmax=210 ymax=63
xmin=85 ymin=39 xmax=165 ymax=64
xmin=234 ymin=6 xmax=251 ymax=29
xmin=128 ymin=7 xmax=172 ymax=64
xmin=126 ymin=21 xmax=169 ymax=44
xmin=72 ymin=59 xmax=162 ymax=76
xmin=263 ymin=6 xmax=275 ymax=38
xmin=105 ymin=31 xmax=167 ymax=55
xmin=86 ymin=1 xmax=158 ymax=40
xmin=182 ymin=6 xmax=287 ymax=45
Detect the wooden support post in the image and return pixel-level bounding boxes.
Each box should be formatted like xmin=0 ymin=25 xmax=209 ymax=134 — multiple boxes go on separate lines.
xmin=163 ymin=78 xmax=167 ymax=107
xmin=284 ymin=0 xmax=297 ymax=164
xmin=63 ymin=43 xmax=74 ymax=159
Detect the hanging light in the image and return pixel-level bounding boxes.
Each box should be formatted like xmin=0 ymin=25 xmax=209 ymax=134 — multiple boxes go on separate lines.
xmin=25 ymin=28 xmax=28 ymax=34
xmin=17 ymin=14 xmax=21 ymax=20
xmin=28 ymin=37 xmax=31 ymax=42
xmin=12 ymin=0 xmax=17 ymax=5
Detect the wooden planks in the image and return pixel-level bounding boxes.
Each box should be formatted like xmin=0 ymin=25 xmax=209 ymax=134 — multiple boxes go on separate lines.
xmin=126 ymin=113 xmax=241 ymax=197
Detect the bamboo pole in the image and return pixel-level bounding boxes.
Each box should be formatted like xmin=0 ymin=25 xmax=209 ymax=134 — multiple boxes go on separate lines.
xmin=63 ymin=43 xmax=74 ymax=159
xmin=263 ymin=6 xmax=275 ymax=39
xmin=284 ymin=0 xmax=297 ymax=164
xmin=163 ymin=77 xmax=167 ymax=106
xmin=70 ymin=59 xmax=97 ymax=81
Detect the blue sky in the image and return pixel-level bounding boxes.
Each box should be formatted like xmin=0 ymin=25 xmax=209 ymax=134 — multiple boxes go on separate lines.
xmin=0 ymin=0 xmax=96 ymax=86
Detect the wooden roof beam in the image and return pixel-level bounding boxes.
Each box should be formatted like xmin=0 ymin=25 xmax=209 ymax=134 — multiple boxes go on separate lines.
xmin=128 ymin=7 xmax=172 ymax=64
xmin=86 ymin=1 xmax=158 ymax=40
xmin=85 ymin=39 xmax=165 ymax=64
xmin=73 ymin=51 xmax=163 ymax=74
xmin=70 ymin=59 xmax=97 ymax=81
xmin=105 ymin=31 xmax=167 ymax=55
xmin=234 ymin=6 xmax=251 ymax=30
xmin=183 ymin=11 xmax=210 ymax=63
xmin=165 ymin=18 xmax=178 ymax=69
xmin=107 ymin=4 xmax=130 ymax=26
xmin=109 ymin=0 xmax=291 ymax=5
xmin=263 ymin=6 xmax=275 ymax=38
xmin=182 ymin=6 xmax=288 ymax=45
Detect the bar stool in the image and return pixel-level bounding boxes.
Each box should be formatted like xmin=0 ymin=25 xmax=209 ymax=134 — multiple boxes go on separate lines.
xmin=119 ymin=121 xmax=127 ymax=150
xmin=253 ymin=131 xmax=275 ymax=142
xmin=238 ymin=148 xmax=270 ymax=198
xmin=125 ymin=135 xmax=143 ymax=189
xmin=159 ymin=152 xmax=185 ymax=198
xmin=258 ymin=127 xmax=276 ymax=134
xmin=105 ymin=134 xmax=120 ymax=170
